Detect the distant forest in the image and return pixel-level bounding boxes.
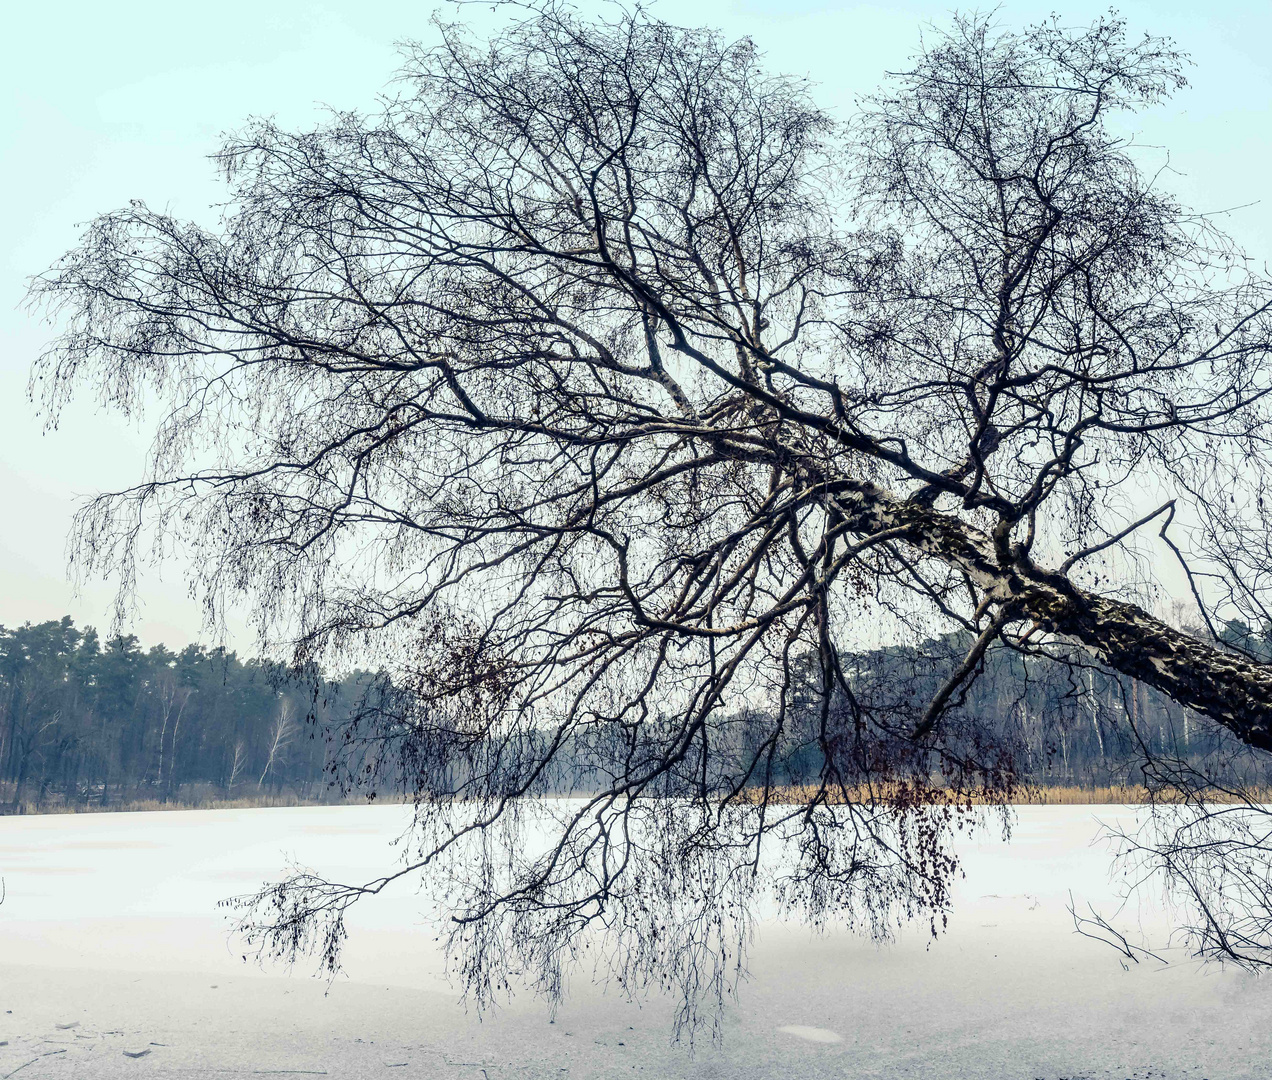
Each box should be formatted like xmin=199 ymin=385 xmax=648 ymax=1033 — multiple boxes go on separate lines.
xmin=0 ymin=617 xmax=375 ymax=812
xmin=2 ymin=616 xmax=1268 ymax=812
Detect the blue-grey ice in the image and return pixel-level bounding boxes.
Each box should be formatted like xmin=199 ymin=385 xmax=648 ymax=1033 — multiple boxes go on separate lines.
xmin=0 ymin=804 xmax=1268 ymax=1078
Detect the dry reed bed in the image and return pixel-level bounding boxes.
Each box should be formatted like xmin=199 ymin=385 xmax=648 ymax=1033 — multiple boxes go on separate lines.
xmin=0 ymin=793 xmax=341 ymax=816
xmin=5 ymin=785 xmax=1272 ymax=816
xmin=748 ymin=783 xmax=1272 ymax=807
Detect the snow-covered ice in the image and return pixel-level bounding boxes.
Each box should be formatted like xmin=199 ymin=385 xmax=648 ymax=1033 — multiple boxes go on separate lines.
xmin=0 ymin=803 xmax=1268 ymax=1078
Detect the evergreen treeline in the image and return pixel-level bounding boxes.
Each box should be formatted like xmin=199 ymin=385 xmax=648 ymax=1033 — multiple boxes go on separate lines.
xmin=0 ymin=617 xmax=371 ymax=811
xmin=3 ymin=616 xmax=1268 ymax=813
xmin=713 ymin=621 xmax=1272 ymax=793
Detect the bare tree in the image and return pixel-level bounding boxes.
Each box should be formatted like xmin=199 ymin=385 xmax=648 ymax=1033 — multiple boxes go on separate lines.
xmin=163 ymin=684 xmax=192 ymax=802
xmin=154 ymin=671 xmax=191 ymax=800
xmin=27 ymin=6 xmax=1272 ymax=1030
xmin=258 ymin=698 xmax=296 ymax=790
xmin=227 ymin=740 xmax=248 ymax=793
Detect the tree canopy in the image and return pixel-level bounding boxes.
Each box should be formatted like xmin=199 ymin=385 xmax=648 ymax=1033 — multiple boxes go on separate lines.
xmin=29 ymin=6 xmax=1272 ymax=1031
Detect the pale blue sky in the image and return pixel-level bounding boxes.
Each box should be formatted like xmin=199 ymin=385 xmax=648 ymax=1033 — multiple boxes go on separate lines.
xmin=3 ymin=0 xmax=1271 ymax=648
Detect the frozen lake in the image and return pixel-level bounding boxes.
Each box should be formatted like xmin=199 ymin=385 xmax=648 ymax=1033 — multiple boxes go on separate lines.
xmin=0 ymin=803 xmax=1268 ymax=1078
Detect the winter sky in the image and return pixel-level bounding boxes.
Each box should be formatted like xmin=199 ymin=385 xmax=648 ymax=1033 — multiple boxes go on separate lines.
xmin=4 ymin=0 xmax=1271 ymax=650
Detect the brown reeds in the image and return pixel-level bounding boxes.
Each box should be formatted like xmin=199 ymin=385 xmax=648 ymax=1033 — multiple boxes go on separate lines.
xmin=5 ymin=785 xmax=1270 ymax=817
xmin=737 ymin=783 xmax=1272 ymax=807
xmin=0 ymin=792 xmax=363 ymax=816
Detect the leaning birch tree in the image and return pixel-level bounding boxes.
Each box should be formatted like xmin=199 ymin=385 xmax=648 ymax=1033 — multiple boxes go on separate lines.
xmin=29 ymin=5 xmax=1272 ymax=1028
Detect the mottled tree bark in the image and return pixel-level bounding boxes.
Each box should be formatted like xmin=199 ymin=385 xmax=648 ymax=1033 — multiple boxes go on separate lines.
xmin=787 ymin=470 xmax=1272 ymax=753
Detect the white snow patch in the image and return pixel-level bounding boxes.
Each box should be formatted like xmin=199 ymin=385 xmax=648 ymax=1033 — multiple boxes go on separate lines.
xmin=778 ymin=1025 xmax=843 ymax=1043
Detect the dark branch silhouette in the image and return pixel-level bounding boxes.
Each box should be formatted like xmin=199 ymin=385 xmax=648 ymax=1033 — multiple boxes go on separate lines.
xmin=27 ymin=5 xmax=1272 ymax=1033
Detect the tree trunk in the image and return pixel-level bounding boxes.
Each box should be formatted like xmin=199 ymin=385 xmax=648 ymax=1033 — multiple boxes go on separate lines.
xmin=821 ymin=474 xmax=1272 ymax=753
xmin=163 ymin=692 xmax=189 ymax=804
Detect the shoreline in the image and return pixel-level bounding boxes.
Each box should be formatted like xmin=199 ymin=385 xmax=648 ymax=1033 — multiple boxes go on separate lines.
xmin=4 ymin=782 xmax=1268 ymax=817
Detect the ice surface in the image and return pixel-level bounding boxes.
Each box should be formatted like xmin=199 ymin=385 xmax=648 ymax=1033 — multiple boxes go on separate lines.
xmin=0 ymin=804 xmax=1268 ymax=1078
